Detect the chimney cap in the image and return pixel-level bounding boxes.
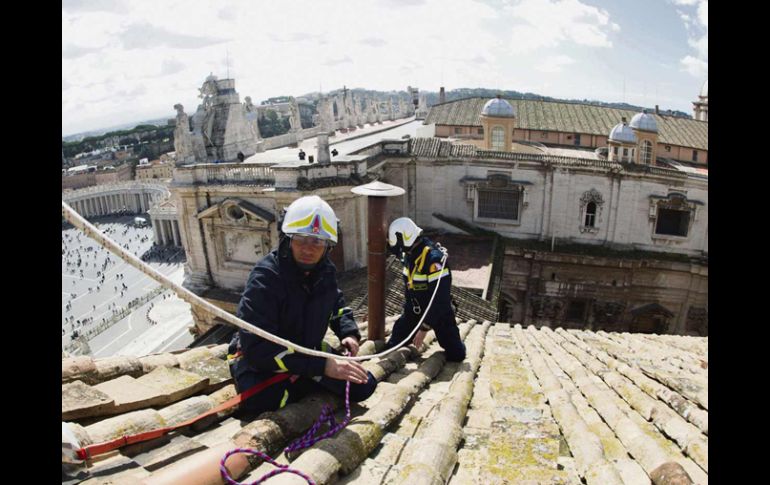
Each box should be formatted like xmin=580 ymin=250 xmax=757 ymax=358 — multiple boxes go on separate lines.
xmin=351 ymin=180 xmax=405 ymax=197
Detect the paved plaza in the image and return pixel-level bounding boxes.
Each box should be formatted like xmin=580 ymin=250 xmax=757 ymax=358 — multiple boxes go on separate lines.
xmin=61 ymin=214 xmax=192 ymax=357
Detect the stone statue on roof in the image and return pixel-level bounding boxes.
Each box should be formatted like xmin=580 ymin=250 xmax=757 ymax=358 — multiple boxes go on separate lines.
xmin=243 ymin=96 xmax=262 ymax=140
xmin=198 ymin=74 xmax=218 ymax=110
xmin=173 ymin=103 xmax=196 ymax=166
xmin=288 ymin=98 xmax=300 ymax=132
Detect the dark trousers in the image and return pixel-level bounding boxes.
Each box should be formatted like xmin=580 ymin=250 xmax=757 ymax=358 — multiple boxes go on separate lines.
xmin=386 ymin=312 xmax=466 ymax=362
xmin=231 ymin=361 xmax=378 ymax=417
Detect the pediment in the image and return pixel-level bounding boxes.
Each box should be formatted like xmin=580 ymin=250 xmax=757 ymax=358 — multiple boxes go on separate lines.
xmin=197 ymin=198 xmax=275 ymax=224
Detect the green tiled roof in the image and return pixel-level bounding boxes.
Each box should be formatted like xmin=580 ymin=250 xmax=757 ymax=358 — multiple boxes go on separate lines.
xmin=425 ymin=98 xmax=708 ymax=151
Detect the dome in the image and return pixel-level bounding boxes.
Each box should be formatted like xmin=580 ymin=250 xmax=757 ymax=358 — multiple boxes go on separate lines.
xmin=608 ymin=122 xmax=637 ymax=144
xmin=481 ymin=97 xmax=516 ymax=118
xmin=629 ymin=110 xmax=658 ymax=133
xmin=700 ymin=80 xmax=708 ymax=99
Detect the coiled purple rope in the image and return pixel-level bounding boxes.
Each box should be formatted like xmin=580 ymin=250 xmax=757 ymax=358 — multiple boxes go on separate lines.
xmin=220 ymin=381 xmax=351 ymax=484
xmin=219 ymin=447 xmax=316 ymax=485
xmin=285 ymin=380 xmax=351 ymax=453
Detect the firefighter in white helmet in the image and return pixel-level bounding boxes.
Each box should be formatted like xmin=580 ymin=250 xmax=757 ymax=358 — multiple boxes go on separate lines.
xmin=228 ymin=195 xmax=377 ymax=418
xmin=385 ymin=217 xmax=466 ymax=361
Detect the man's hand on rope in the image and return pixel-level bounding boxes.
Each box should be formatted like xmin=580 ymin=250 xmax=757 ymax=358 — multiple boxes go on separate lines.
xmin=340 ymin=336 xmax=360 ymax=357
xmin=324 ymin=358 xmax=368 ymax=384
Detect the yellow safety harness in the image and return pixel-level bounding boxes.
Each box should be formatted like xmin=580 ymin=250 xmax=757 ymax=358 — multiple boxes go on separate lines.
xmin=407 ymin=246 xmax=431 ymax=290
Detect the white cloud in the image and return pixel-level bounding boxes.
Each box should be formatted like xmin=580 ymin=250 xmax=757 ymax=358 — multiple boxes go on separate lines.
xmin=361 ymin=37 xmax=387 ymax=47
xmin=535 ymin=55 xmax=575 ymax=73
xmin=503 ymin=0 xmax=619 ymax=54
xmin=120 ymin=23 xmax=229 ymax=50
xmin=689 ymin=34 xmax=707 ymax=60
xmin=322 ymin=56 xmax=353 ymax=67
xmin=61 ymin=0 xmax=699 ymax=135
xmin=697 ymin=0 xmax=707 ymax=27
xmin=62 ymin=0 xmax=129 ymax=14
xmin=161 ymin=59 xmax=186 ymax=76
xmin=681 ymin=55 xmax=707 ymax=77
xmin=673 ymin=0 xmax=707 ymax=77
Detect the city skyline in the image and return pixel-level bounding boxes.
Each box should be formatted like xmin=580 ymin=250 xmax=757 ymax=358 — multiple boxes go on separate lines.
xmin=62 ymin=0 xmax=708 ymax=137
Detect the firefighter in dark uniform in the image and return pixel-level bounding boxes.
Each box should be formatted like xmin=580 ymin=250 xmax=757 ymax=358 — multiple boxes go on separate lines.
xmin=228 ymin=195 xmax=377 ymax=418
xmin=384 ymin=217 xmax=466 ymax=361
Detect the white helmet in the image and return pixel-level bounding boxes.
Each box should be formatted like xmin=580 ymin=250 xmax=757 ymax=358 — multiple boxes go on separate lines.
xmin=388 ymin=217 xmax=423 ymax=248
xmin=281 ymin=195 xmax=338 ymax=244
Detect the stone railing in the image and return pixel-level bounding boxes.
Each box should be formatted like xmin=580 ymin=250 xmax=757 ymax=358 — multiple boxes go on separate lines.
xmin=172 ymin=163 xmax=276 ymax=186
xmin=274 ymin=156 xmax=370 ymax=190
xmin=62 ymin=182 xmax=170 ymax=202
xmin=173 ymin=155 xmax=371 ymax=191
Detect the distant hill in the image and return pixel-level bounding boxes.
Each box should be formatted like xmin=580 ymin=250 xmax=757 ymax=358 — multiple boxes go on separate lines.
xmin=297 ymin=87 xmax=692 ymax=119
xmin=64 ymin=86 xmax=692 ymax=143
xmin=428 ymin=88 xmax=691 ymax=119
xmin=63 ymin=117 xmax=172 ymax=143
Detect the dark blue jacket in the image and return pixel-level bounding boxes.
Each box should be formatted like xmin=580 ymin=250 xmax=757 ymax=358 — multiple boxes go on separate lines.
xmin=399 ymin=237 xmax=454 ymax=327
xmin=229 ymin=245 xmax=360 ymax=377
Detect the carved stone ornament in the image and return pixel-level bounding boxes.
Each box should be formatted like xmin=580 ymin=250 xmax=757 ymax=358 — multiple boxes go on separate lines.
xmin=580 ymin=188 xmax=604 ymax=206
xmin=531 ymin=296 xmax=563 ymax=319
xmin=592 ymin=301 xmax=625 ymax=325
xmin=579 ymin=188 xmax=604 ymax=232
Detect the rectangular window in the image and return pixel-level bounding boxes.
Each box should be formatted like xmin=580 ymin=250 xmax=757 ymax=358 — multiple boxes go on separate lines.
xmin=574 ymin=134 xmax=581 ymax=146
xmin=692 ymin=150 xmax=698 ymax=162
xmin=566 ymin=300 xmax=587 ymax=322
xmin=454 ymin=127 xmax=462 ymax=134
xmin=478 ymin=188 xmax=519 ymax=221
xmin=491 ymin=127 xmax=506 ymax=151
xmin=623 ymin=148 xmax=628 ymax=157
xmin=584 ymin=212 xmax=595 ymax=227
xmin=656 ymin=208 xmax=690 ymax=237
xmin=478 ymin=128 xmax=483 ymax=135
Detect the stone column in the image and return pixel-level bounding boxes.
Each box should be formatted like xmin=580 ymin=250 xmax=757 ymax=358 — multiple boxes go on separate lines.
xmin=100 ymin=196 xmax=106 ymax=215
xmin=152 ymin=218 xmax=161 ymax=245
xmin=171 ymin=220 xmax=181 ymax=246
xmin=85 ymin=199 xmax=92 ymax=217
xmin=160 ymin=219 xmax=169 ymax=245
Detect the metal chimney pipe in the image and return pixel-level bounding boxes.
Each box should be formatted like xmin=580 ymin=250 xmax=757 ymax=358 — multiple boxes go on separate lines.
xmin=367 ymin=197 xmax=387 ymax=340
xmin=351 ymin=181 xmax=406 ymax=341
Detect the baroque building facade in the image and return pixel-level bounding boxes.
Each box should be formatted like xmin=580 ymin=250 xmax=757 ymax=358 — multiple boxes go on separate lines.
xmin=170 ymin=95 xmax=707 ymax=337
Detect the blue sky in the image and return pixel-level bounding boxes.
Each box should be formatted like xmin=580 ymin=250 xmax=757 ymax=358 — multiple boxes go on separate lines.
xmin=62 ymin=0 xmax=707 ymax=137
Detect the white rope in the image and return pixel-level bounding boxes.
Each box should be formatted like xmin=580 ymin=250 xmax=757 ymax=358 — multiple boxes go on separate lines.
xmin=62 ymin=201 xmax=448 ymax=362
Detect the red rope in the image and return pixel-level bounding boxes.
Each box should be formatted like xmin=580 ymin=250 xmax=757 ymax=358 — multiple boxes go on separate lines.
xmin=76 ymin=372 xmax=292 ymax=460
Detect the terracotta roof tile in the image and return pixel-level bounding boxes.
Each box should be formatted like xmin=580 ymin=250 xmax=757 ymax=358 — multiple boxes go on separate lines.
xmin=425 ymin=97 xmax=708 ymax=151
xmin=63 ymin=317 xmax=707 ymax=485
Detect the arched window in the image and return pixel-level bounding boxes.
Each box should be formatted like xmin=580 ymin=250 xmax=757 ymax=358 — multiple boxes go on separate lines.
xmin=584 ymin=202 xmax=597 ymax=227
xmin=641 ymin=140 xmax=653 ymax=165
xmin=491 ymin=126 xmax=505 ymax=151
